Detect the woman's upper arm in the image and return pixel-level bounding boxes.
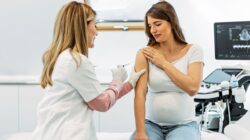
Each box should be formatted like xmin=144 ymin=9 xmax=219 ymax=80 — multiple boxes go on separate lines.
xmin=134 ymin=50 xmax=148 ymax=97
xmin=187 ymin=45 xmax=204 ymax=88
xmin=188 ymin=62 xmax=203 ymax=88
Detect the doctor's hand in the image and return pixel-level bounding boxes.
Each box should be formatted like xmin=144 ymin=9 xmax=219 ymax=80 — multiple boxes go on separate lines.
xmin=111 ymin=65 xmax=128 ymax=82
xmin=128 ymin=68 xmax=146 ymax=88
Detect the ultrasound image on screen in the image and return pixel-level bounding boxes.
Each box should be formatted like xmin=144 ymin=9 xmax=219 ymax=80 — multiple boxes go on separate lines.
xmin=239 ymin=28 xmax=250 ymax=41
xmin=214 ymin=21 xmax=250 ymax=60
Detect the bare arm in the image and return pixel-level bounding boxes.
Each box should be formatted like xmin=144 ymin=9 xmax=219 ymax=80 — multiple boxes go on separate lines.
xmin=134 ymin=50 xmax=149 ymax=140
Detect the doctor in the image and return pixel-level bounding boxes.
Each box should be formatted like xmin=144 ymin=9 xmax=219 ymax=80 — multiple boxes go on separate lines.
xmin=31 ymin=1 xmax=145 ymax=140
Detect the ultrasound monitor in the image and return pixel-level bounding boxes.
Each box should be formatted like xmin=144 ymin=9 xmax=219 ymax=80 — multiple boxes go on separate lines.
xmin=203 ymin=68 xmax=243 ymax=84
xmin=214 ymin=21 xmax=250 ymax=60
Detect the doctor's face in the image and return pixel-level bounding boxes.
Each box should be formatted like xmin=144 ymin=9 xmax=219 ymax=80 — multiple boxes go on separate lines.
xmin=87 ymin=19 xmax=97 ymax=48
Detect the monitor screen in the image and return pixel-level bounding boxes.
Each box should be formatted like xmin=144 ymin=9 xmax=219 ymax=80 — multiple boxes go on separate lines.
xmin=214 ymin=21 xmax=250 ymax=60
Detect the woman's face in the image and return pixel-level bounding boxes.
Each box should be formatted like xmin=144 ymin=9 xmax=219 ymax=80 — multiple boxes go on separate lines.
xmin=87 ymin=19 xmax=97 ymax=48
xmin=147 ymin=16 xmax=172 ymax=43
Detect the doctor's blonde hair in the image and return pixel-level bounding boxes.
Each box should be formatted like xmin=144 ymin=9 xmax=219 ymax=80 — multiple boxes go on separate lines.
xmin=41 ymin=1 xmax=96 ymax=88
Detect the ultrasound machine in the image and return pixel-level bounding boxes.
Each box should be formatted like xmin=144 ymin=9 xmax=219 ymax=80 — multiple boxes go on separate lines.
xmin=195 ymin=21 xmax=250 ymax=133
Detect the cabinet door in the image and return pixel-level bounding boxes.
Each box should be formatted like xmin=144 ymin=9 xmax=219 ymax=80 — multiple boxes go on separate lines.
xmin=19 ymin=85 xmax=44 ymax=132
xmin=99 ymin=89 xmax=135 ymax=132
xmin=0 ymin=85 xmax=19 ymax=136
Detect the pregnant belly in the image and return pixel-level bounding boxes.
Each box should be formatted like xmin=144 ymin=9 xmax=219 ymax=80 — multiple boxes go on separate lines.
xmin=146 ymin=92 xmax=194 ymax=124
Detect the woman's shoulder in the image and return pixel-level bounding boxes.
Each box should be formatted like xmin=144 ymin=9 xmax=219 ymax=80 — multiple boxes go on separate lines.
xmin=137 ymin=45 xmax=157 ymax=53
xmin=187 ymin=44 xmax=203 ymax=55
xmin=135 ymin=46 xmax=149 ymax=64
xmin=187 ymin=44 xmax=204 ymax=62
xmin=189 ymin=44 xmax=203 ymax=51
xmin=135 ymin=47 xmax=149 ymax=72
xmin=136 ymin=45 xmax=154 ymax=58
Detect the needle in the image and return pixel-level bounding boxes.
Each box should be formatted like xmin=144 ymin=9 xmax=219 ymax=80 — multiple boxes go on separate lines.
xmin=122 ymin=63 xmax=130 ymax=67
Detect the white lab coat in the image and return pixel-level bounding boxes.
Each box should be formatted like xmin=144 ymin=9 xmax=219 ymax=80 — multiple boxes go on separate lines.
xmin=31 ymin=49 xmax=103 ymax=140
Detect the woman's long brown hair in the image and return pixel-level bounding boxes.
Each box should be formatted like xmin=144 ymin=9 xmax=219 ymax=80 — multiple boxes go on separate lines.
xmin=145 ymin=1 xmax=187 ymax=46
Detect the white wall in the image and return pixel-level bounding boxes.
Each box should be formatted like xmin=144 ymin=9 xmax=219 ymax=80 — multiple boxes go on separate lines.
xmin=90 ymin=0 xmax=158 ymax=21
xmin=89 ymin=31 xmax=147 ymax=82
xmin=0 ymin=0 xmax=82 ymax=76
xmin=1 ymin=0 xmax=250 ymax=78
xmin=0 ymin=0 xmax=148 ymax=80
xmin=167 ymin=0 xmax=250 ymax=77
xmin=91 ymin=0 xmax=250 ymax=79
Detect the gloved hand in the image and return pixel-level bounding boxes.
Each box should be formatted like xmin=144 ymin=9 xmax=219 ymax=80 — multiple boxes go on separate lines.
xmin=111 ymin=65 xmax=128 ymax=82
xmin=128 ymin=68 xmax=146 ymax=88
